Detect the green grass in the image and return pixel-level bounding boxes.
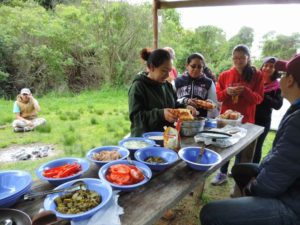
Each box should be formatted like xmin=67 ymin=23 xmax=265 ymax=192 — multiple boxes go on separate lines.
xmin=0 ymin=88 xmax=130 ymax=177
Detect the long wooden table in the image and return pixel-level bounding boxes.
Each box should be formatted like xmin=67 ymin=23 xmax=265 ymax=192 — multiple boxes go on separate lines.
xmin=13 ymin=123 xmax=264 ymax=225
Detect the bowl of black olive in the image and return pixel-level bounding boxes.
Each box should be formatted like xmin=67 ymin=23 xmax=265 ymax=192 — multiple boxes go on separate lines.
xmin=134 ymin=147 xmax=179 ymax=171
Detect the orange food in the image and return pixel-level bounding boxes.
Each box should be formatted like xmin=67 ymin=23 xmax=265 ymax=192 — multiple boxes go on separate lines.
xmin=219 ymin=110 xmax=241 ymax=120
xmin=170 ymin=108 xmax=194 ymax=121
xmin=194 ymin=99 xmax=215 ymax=110
xmin=106 ymin=164 xmax=144 ymax=185
xmin=43 ymin=163 xmax=82 ymax=178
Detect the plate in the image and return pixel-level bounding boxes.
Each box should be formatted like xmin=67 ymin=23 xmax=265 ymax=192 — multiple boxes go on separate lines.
xmin=0 ymin=208 xmax=31 ymax=225
xmin=197 ymin=131 xmax=231 ymax=139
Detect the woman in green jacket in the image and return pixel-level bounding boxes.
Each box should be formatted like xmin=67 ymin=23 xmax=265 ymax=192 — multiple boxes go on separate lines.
xmin=128 ymin=48 xmax=193 ymax=137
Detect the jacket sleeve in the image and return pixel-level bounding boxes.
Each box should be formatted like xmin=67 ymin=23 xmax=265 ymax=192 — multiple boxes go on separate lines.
xmin=128 ymin=82 xmax=165 ymax=136
xmin=241 ymin=72 xmax=264 ymax=105
xmin=216 ymin=72 xmax=230 ymax=102
xmin=263 ymin=89 xmax=283 ymax=110
xmin=249 ymin=111 xmax=300 ymax=197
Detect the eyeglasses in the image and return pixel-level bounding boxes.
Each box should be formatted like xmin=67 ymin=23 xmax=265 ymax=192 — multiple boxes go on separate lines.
xmin=189 ymin=64 xmax=202 ymax=69
xmin=22 ymin=93 xmax=29 ymax=96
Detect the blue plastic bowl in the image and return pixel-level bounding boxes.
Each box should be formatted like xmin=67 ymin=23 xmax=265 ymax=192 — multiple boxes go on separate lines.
xmin=118 ymin=137 xmax=156 ymax=154
xmin=36 ymin=158 xmax=90 ymax=186
xmin=0 ymin=170 xmax=32 ymax=208
xmin=178 ymin=147 xmax=221 ymax=171
xmin=44 ymin=178 xmax=112 ymax=221
xmin=99 ymin=159 xmax=152 ymax=191
xmin=86 ymin=146 xmax=130 ymax=167
xmin=142 ymin=132 xmax=164 ymax=146
xmin=134 ymin=147 xmax=178 ymax=171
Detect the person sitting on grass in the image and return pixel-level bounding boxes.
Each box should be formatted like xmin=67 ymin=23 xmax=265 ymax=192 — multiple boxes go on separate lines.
xmin=200 ymin=53 xmax=300 ymax=225
xmin=12 ymin=88 xmax=46 ymax=132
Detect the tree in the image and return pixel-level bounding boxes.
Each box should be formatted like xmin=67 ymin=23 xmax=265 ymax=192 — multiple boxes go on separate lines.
xmin=261 ymin=32 xmax=300 ymax=60
xmin=227 ymin=26 xmax=254 ymax=57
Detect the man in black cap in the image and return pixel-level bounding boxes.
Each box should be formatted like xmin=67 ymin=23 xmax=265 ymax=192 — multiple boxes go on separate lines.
xmin=200 ymin=54 xmax=300 ymax=225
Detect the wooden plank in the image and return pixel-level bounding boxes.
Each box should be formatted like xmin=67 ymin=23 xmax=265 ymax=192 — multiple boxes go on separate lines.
xmin=153 ymin=0 xmax=159 ymax=49
xmin=158 ymin=0 xmax=300 ymax=9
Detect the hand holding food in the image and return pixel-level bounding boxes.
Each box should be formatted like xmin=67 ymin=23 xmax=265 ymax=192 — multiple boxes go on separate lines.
xmin=164 ymin=108 xmax=178 ymax=123
xmin=169 ymin=108 xmax=194 ymax=121
xmin=194 ymin=99 xmax=215 ymax=110
xmin=186 ymin=105 xmax=197 ymax=116
xmin=227 ymin=85 xmax=244 ymax=104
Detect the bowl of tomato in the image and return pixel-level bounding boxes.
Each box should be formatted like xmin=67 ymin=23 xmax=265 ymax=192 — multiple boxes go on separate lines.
xmin=36 ymin=157 xmax=90 ymax=186
xmin=134 ymin=147 xmax=179 ymax=171
xmin=98 ymin=160 xmax=152 ymax=191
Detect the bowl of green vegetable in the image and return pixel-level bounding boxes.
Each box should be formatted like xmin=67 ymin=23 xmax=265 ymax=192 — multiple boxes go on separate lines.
xmin=134 ymin=147 xmax=179 ymax=171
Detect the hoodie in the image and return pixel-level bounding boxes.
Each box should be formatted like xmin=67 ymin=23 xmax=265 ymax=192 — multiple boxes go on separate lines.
xmin=128 ymin=72 xmax=181 ymax=137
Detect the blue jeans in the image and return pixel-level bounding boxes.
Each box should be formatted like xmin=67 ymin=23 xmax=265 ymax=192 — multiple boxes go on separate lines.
xmin=200 ymin=197 xmax=299 ymax=225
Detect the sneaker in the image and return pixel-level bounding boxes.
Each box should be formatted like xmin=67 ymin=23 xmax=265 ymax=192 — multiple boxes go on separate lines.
xmin=14 ymin=127 xmax=25 ymax=132
xmin=211 ymin=172 xmax=228 ymax=185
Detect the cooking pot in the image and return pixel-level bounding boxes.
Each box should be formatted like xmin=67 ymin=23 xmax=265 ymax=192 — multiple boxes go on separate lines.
xmin=180 ymin=117 xmax=206 ymax=137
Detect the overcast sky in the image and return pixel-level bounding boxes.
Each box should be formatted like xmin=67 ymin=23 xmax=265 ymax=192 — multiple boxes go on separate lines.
xmin=127 ymin=1 xmax=300 ymax=56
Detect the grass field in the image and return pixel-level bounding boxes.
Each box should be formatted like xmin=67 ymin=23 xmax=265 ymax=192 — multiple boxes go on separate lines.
xmin=0 ymin=88 xmax=131 ymax=175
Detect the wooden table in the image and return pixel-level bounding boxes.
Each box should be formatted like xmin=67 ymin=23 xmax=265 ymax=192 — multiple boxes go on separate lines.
xmin=13 ymin=123 xmax=264 ymax=225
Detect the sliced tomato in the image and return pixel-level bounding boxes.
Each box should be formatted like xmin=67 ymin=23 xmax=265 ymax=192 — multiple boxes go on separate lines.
xmin=109 ymin=173 xmax=131 ymax=185
xmin=110 ymin=164 xmax=130 ymax=174
xmin=130 ymin=168 xmax=144 ymax=182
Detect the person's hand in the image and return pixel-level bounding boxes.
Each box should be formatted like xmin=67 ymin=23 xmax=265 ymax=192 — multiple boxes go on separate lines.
xmin=26 ymin=120 xmax=34 ymax=127
xmin=164 ymin=108 xmax=178 ymax=123
xmin=226 ymin=86 xmax=244 ymax=96
xmin=186 ymin=105 xmax=197 ymax=117
xmin=186 ymin=98 xmax=198 ymax=108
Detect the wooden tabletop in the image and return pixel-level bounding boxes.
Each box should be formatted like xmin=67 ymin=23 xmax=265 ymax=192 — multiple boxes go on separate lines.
xmin=13 ymin=123 xmax=264 ymax=225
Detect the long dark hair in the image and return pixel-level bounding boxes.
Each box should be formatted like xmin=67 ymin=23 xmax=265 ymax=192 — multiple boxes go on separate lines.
xmin=260 ymin=57 xmax=280 ymax=81
xmin=140 ymin=48 xmax=171 ymax=68
xmin=232 ymin=44 xmax=256 ymax=83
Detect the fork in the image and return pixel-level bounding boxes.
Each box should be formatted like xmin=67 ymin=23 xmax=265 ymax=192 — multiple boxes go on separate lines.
xmin=126 ymin=156 xmax=150 ymax=180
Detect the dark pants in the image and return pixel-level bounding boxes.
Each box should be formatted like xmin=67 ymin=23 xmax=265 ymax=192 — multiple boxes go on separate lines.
xmin=231 ymin=163 xmax=260 ymax=192
xmin=200 ymin=196 xmax=299 ymax=225
xmin=220 ymin=153 xmax=241 ymax=174
xmin=200 ymin=163 xmax=299 ymax=225
xmin=253 ymin=118 xmax=271 ymax=163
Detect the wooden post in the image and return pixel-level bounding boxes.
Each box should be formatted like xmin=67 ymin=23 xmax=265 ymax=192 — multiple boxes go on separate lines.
xmin=153 ymin=0 xmax=159 ymax=49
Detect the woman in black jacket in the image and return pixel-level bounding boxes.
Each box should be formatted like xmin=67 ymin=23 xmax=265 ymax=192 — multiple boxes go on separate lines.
xmin=253 ymin=57 xmax=283 ymax=163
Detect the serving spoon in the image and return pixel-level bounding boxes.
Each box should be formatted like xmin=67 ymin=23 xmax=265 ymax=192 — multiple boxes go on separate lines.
xmin=23 ymin=181 xmax=87 ymax=200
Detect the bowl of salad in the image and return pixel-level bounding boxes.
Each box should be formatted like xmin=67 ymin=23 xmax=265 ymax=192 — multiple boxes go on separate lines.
xmin=134 ymin=147 xmax=178 ymax=171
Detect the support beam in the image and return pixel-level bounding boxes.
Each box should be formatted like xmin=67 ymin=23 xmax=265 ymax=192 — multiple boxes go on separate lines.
xmin=153 ymin=0 xmax=160 ymax=49
xmin=158 ymin=0 xmax=300 ymax=9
